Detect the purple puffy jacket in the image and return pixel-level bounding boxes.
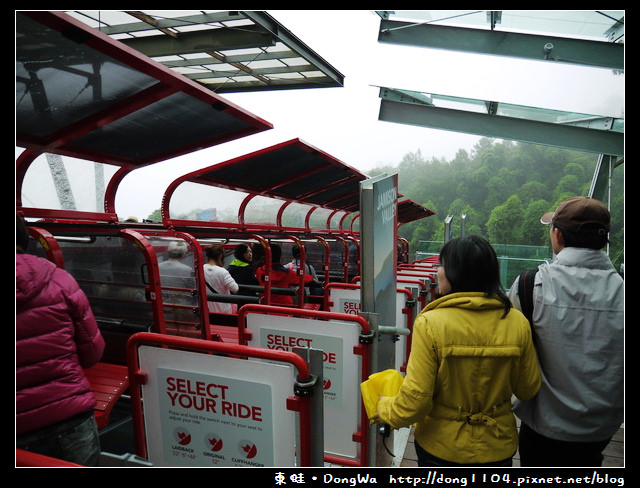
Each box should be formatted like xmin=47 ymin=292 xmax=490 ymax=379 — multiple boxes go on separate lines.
xmin=16 ymin=253 xmax=105 ymax=435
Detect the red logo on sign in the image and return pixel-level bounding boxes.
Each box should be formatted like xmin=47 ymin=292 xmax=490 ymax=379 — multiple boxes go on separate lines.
xmin=177 ymin=431 xmax=191 ymax=446
xmin=242 ymin=443 xmax=258 ymax=459
xmin=208 ymin=436 xmax=223 ymax=452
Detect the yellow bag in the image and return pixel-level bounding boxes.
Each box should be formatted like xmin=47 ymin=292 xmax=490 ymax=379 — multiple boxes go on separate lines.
xmin=360 ymin=369 xmax=404 ymax=422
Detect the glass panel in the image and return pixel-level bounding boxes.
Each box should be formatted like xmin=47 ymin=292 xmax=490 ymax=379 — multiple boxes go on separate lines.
xmin=275 ymin=201 xmax=307 ymax=228
xmin=307 ymin=207 xmax=334 ymax=230
xmin=16 ymin=13 xmax=157 ymax=139
xmin=169 ymin=180 xmax=349 ymax=230
xmin=147 ymin=236 xmax=200 ymax=335
xmin=389 ymin=89 xmax=624 ymax=133
xmin=329 ymin=210 xmax=351 ymax=231
xmin=21 ymin=153 xmax=120 ymax=212
xmin=56 ymin=235 xmax=155 ymax=364
xmin=326 ymin=239 xmax=360 ymax=282
xmin=170 ymin=182 xmax=248 ymax=223
xmin=243 ymin=195 xmax=282 ymax=225
xmin=387 ymin=10 xmax=624 ymax=41
xmin=64 ymin=10 xmax=343 ymax=92
xmin=46 ymin=235 xmax=154 ymax=364
xmin=72 ymin=92 xmax=252 ymax=161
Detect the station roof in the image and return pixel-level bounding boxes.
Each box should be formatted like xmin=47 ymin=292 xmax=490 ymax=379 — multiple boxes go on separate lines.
xmin=172 ymin=138 xmax=366 ymax=213
xmin=397 ymin=199 xmax=436 ymax=224
xmin=373 ymin=10 xmax=624 ymax=199
xmin=376 ymin=10 xmax=624 ymax=69
xmin=375 ymin=12 xmax=624 ymax=150
xmin=165 ymin=138 xmax=434 ymax=227
xmin=16 ymin=11 xmax=434 ymax=227
xmin=377 ymin=87 xmax=624 ymax=157
xmin=16 ymin=11 xmax=273 ymax=168
xmin=64 ymin=10 xmax=345 ymax=94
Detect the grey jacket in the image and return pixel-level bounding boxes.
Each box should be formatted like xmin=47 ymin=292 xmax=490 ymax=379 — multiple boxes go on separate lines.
xmin=509 ymin=247 xmax=624 ymax=442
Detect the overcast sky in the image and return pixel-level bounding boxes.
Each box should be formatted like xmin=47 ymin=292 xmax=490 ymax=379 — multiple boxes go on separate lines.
xmin=114 ymin=10 xmax=624 ymax=220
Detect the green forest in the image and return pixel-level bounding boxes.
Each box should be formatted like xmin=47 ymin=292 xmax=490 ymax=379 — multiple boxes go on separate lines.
xmin=369 ymin=138 xmax=624 ymax=270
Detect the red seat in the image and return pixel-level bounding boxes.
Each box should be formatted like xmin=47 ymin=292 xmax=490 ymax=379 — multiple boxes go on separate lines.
xmin=84 ymin=362 xmax=129 ymax=429
xmin=209 ymin=325 xmax=239 ymax=343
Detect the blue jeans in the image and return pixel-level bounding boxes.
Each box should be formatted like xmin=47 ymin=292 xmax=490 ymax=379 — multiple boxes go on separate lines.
xmin=16 ymin=411 xmax=101 ymax=466
xmin=415 ymin=441 xmax=513 ymax=467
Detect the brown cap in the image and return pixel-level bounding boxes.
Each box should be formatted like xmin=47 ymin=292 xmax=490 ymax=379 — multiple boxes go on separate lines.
xmin=541 ymin=197 xmax=610 ymax=233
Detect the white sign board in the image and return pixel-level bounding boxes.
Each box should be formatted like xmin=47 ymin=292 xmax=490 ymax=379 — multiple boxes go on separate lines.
xmin=328 ymin=287 xmax=361 ymax=317
xmin=137 ymin=345 xmax=297 ymax=467
xmin=245 ymin=313 xmax=360 ymax=460
xmin=328 ymin=287 xmax=409 ymax=372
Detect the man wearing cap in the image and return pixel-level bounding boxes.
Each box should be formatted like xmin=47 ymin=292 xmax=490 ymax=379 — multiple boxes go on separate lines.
xmin=158 ymin=240 xmax=194 ymax=289
xmin=158 ymin=240 xmax=196 ymax=324
xmin=508 ymin=196 xmax=624 ymax=467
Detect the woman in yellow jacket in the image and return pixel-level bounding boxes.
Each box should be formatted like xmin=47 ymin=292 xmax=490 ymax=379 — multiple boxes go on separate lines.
xmin=376 ymin=235 xmax=541 ymax=466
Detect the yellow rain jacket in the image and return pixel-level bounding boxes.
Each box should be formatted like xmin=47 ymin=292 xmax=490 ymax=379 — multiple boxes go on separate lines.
xmin=376 ymin=292 xmax=541 ymax=464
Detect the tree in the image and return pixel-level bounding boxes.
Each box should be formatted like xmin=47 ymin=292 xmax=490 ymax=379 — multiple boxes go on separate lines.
xmin=553 ymin=174 xmax=582 ymax=200
xmin=518 ymin=181 xmax=550 ymax=204
xmin=486 ymin=195 xmax=524 ymax=244
xmin=521 ymin=200 xmax=552 ymax=246
xmin=148 ymin=209 xmax=162 ymax=221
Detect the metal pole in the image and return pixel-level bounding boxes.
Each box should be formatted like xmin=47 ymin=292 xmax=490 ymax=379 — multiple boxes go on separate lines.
xmin=293 ymin=347 xmax=324 ymax=466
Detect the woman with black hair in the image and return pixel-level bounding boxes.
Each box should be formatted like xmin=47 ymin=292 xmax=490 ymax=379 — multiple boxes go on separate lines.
xmin=226 ymin=243 xmax=259 ymax=296
xmin=375 ymin=235 xmax=541 ymax=467
xmin=203 ymin=244 xmax=239 ymax=314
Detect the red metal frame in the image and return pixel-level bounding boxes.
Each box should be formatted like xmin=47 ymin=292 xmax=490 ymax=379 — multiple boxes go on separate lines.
xmin=396 ymin=287 xmax=415 ymax=372
xmin=331 ymin=236 xmax=351 ymax=283
xmin=125 ymin=331 xmax=314 ymax=466
xmin=18 ymin=11 xmax=272 ymax=166
xmin=324 ymin=281 xmax=361 ymax=311
xmin=324 ymin=282 xmax=415 ymax=372
xmin=348 ymin=275 xmax=428 ymax=309
xmin=311 ymin=235 xmax=331 ymax=286
xmin=413 ymin=255 xmax=440 ymax=264
xmin=236 ymin=303 xmax=372 ymax=466
xmin=25 ymin=226 xmax=66 ymax=268
xmin=349 ymin=213 xmax=360 ymax=234
xmin=397 ymin=270 xmax=438 ymax=302
xmin=135 ymin=229 xmax=209 ymax=339
xmin=20 ymin=223 xmax=169 ymax=335
xmin=397 ymin=236 xmax=410 ymax=263
xmin=19 ymin=207 xmax=120 ymax=223
xmin=16 ymin=11 xmax=272 ymax=225
xmin=118 ymin=229 xmax=168 ymax=334
xmin=397 ymin=278 xmax=429 ymax=310
xmin=15 ymin=449 xmax=81 ymax=467
xmin=284 ymin=235 xmax=306 ymax=305
xmin=399 ymin=264 xmax=438 ymax=271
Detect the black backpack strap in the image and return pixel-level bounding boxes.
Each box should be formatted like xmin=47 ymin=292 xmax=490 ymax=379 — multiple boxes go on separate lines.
xmin=518 ymin=268 xmax=538 ymax=325
xmin=205 ymin=281 xmax=219 ymax=294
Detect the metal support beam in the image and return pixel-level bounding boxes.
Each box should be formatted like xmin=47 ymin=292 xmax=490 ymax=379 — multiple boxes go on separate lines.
xmin=378 ymin=98 xmax=623 ymax=156
xmin=378 ymin=19 xmax=624 ymax=71
xmin=444 ymin=215 xmax=453 ymax=243
xmin=245 ymin=11 xmax=345 ymax=88
xmin=589 ymin=154 xmax=623 ymax=204
xmin=119 ymin=26 xmax=275 ymax=56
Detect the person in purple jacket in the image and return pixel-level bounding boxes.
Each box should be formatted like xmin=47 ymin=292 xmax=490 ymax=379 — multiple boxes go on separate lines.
xmin=16 ymin=214 xmax=105 ymax=466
